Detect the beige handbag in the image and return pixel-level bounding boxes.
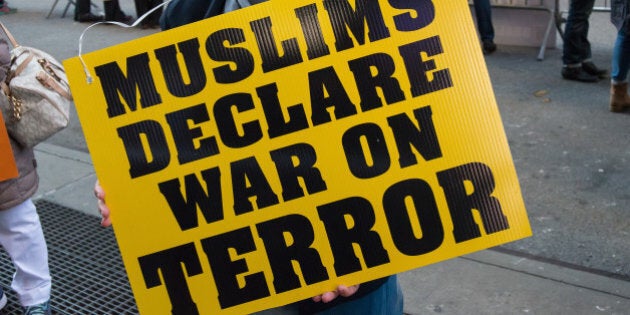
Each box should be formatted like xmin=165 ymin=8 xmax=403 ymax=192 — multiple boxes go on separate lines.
xmin=0 ymin=21 xmax=72 ymax=148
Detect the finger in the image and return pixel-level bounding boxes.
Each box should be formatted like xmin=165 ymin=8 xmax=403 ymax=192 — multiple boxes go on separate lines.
xmin=319 ymin=291 xmax=339 ymax=303
xmin=97 ymin=199 xmax=112 ymax=227
xmin=337 ymin=284 xmax=359 ymax=297
xmin=94 ymin=181 xmax=105 ymax=199
xmin=100 ymin=216 xmax=112 ymax=227
xmin=99 ymin=204 xmax=110 ymax=220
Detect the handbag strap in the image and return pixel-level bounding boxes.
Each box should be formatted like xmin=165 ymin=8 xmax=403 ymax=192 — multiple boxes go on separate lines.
xmin=10 ymin=49 xmax=34 ymax=78
xmin=36 ymin=71 xmax=73 ymax=101
xmin=0 ymin=21 xmax=20 ymax=49
xmin=0 ymin=80 xmax=9 ymax=96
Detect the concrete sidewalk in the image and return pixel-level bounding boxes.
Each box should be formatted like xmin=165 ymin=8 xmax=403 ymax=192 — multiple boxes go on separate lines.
xmin=32 ymin=143 xmax=630 ymax=314
xmin=1 ymin=0 xmax=629 ymax=314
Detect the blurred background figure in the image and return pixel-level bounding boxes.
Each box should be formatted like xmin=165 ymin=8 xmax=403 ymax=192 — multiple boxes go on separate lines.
xmin=473 ymin=0 xmax=497 ymax=55
xmin=103 ymin=0 xmax=132 ymax=23
xmin=609 ymin=0 xmax=630 ymax=112
xmin=134 ymin=0 xmax=162 ymax=29
xmin=75 ymin=0 xmax=132 ymax=23
xmin=74 ymin=0 xmax=103 ymax=22
xmin=561 ymin=0 xmax=608 ymax=82
xmin=0 ymin=0 xmax=16 ymax=15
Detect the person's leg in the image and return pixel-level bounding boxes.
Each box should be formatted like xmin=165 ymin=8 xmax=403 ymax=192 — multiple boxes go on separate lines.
xmin=473 ymin=0 xmax=494 ymax=42
xmin=75 ymin=0 xmax=90 ymax=18
xmin=473 ymin=0 xmax=496 ymax=54
xmin=104 ymin=0 xmax=132 ymax=23
xmin=315 ymin=276 xmax=403 ymax=315
xmin=572 ymin=0 xmax=608 ymax=79
xmin=562 ymin=0 xmax=608 ymax=82
xmin=563 ymin=0 xmax=595 ymax=64
xmin=136 ymin=0 xmax=162 ymax=28
xmin=134 ymin=0 xmax=148 ymax=20
xmin=149 ymin=0 xmax=163 ymax=27
xmin=0 ymin=199 xmax=51 ymax=308
xmin=76 ymin=0 xmax=104 ymax=22
xmin=561 ymin=0 xmax=599 ymax=82
xmin=612 ymin=28 xmax=630 ymax=83
xmin=610 ymin=27 xmax=630 ymax=112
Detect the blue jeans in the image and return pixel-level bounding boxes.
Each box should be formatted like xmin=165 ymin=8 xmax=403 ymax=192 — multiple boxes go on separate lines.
xmin=612 ymin=27 xmax=630 ymax=83
xmin=562 ymin=0 xmax=596 ymax=65
xmin=473 ymin=0 xmax=494 ymax=41
xmin=254 ymin=275 xmax=404 ymax=315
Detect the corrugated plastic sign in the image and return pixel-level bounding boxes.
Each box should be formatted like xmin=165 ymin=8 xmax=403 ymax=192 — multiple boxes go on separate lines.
xmin=64 ymin=0 xmax=532 ymax=314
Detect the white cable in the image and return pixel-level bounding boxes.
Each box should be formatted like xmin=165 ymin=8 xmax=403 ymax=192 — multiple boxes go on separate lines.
xmin=77 ymin=0 xmax=172 ymax=84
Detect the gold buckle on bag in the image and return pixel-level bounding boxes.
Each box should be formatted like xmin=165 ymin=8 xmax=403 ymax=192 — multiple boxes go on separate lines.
xmin=38 ymin=58 xmax=61 ymax=82
xmin=9 ymin=94 xmax=22 ymax=121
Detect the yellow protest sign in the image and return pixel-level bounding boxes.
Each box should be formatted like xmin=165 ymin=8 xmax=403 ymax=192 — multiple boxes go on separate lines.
xmin=64 ymin=0 xmax=531 ymax=314
xmin=0 ymin=112 xmax=17 ymax=182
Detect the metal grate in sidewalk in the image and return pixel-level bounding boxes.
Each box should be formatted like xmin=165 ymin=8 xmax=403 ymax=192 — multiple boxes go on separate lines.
xmin=0 ymin=199 xmax=138 ymax=314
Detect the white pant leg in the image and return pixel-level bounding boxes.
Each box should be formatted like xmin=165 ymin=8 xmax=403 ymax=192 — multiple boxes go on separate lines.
xmin=0 ymin=199 xmax=51 ymax=306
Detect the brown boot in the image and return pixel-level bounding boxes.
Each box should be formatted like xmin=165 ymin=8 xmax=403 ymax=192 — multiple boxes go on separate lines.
xmin=610 ymin=82 xmax=630 ymax=112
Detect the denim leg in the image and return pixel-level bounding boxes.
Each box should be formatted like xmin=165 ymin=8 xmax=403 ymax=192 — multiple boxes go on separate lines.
xmin=612 ymin=28 xmax=630 ymax=83
xmin=562 ymin=0 xmax=596 ymax=65
xmin=473 ymin=0 xmax=494 ymax=41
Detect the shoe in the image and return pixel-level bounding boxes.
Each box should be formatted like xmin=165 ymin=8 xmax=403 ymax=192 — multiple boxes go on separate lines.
xmin=610 ymin=82 xmax=630 ymax=112
xmin=116 ymin=15 xmax=133 ymax=23
xmin=139 ymin=23 xmax=156 ymax=29
xmin=0 ymin=287 xmax=7 ymax=310
xmin=23 ymin=300 xmax=51 ymax=315
xmin=582 ymin=61 xmax=608 ymax=79
xmin=0 ymin=3 xmax=17 ymax=15
xmin=77 ymin=13 xmax=104 ymax=22
xmin=561 ymin=67 xmax=598 ymax=83
xmin=482 ymin=40 xmax=496 ymax=55
xmin=110 ymin=11 xmax=133 ymax=24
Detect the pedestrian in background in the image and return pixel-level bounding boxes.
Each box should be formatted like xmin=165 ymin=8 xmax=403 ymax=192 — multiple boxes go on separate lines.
xmin=0 ymin=39 xmax=52 ymax=315
xmin=609 ymin=0 xmax=630 ymax=112
xmin=0 ymin=0 xmax=15 ymax=15
xmin=561 ymin=0 xmax=608 ymax=82
xmin=75 ymin=0 xmax=103 ymax=22
xmin=472 ymin=0 xmax=497 ymax=55
xmin=134 ymin=0 xmax=163 ymax=29
xmin=75 ymin=0 xmax=132 ymax=23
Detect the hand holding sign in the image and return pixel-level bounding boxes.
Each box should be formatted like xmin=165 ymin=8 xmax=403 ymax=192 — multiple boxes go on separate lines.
xmin=94 ymin=180 xmax=111 ymax=227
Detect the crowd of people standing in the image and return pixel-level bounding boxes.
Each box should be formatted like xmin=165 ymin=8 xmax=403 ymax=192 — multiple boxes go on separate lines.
xmin=74 ymin=0 xmax=161 ymax=27
xmin=472 ymin=0 xmax=630 ymax=113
